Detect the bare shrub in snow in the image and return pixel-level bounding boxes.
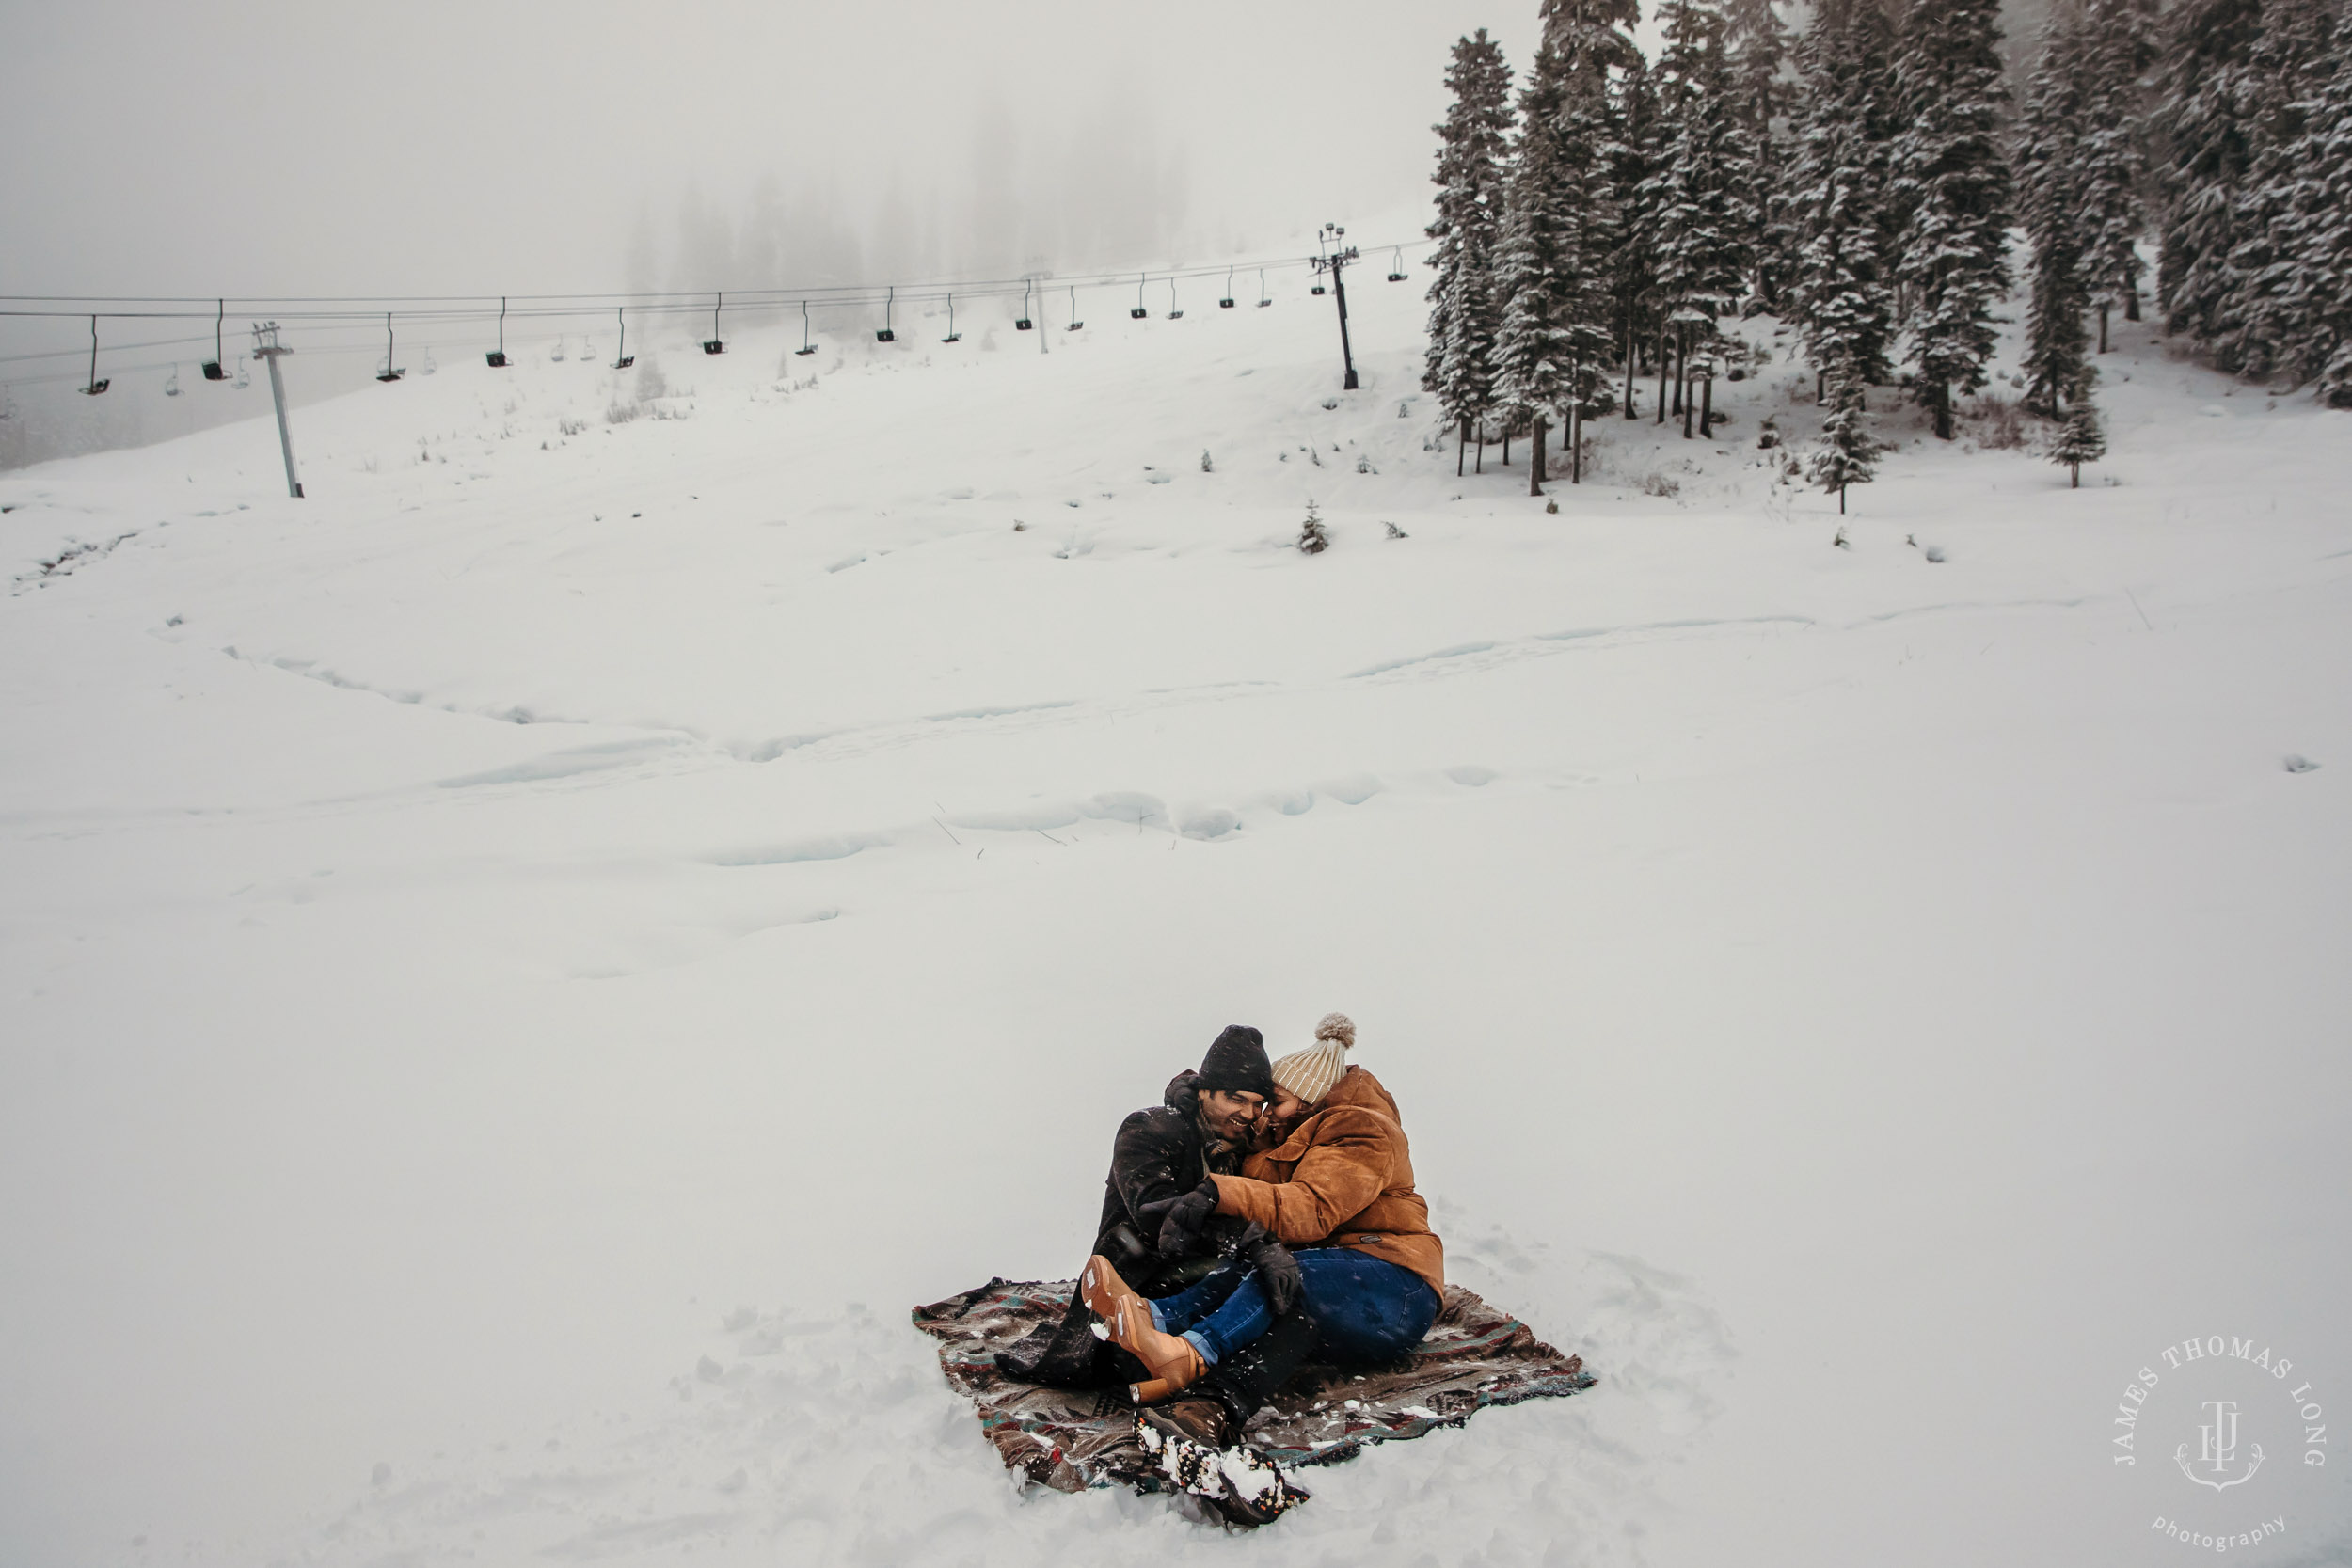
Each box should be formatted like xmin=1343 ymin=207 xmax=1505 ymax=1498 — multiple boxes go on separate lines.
xmin=558 ymin=416 xmax=589 ymax=436
xmin=1641 ymin=471 xmax=1680 ymax=498
xmin=605 ymin=401 xmax=641 ymax=425
xmin=634 ymin=359 xmax=669 ymax=402
xmin=1965 ymin=393 xmax=2029 ymax=450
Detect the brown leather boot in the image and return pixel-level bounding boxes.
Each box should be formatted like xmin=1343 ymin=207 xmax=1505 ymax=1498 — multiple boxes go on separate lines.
xmin=1077 ymin=1255 xmax=1147 ymax=1335
xmin=1140 ymin=1396 xmax=1232 ymax=1449
xmin=1079 ymin=1255 xmax=1206 ymax=1401
xmin=1123 ymin=1327 xmax=1206 ymax=1403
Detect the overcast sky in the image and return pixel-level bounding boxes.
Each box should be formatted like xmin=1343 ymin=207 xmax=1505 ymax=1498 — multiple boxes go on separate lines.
xmin=2 ymin=0 xmax=1555 ymax=302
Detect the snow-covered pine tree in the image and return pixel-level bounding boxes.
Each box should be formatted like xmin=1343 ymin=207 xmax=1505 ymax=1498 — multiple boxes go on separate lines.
xmin=1426 ymin=30 xmax=1517 ymax=473
xmin=1809 ymin=363 xmax=1883 ymax=512
xmin=1890 ymin=0 xmax=2013 ymax=439
xmin=1784 ymin=0 xmax=1899 ymax=394
xmin=2153 ymin=0 xmax=2269 ymax=362
xmin=2017 ymin=1 xmax=2093 ymax=415
xmin=1648 ymin=0 xmax=1758 ymax=436
xmin=1561 ymin=57 xmax=1629 ymax=468
xmin=1539 ymin=0 xmax=1643 ymax=67
xmin=1495 ymin=37 xmax=1619 ymax=494
xmin=2076 ymin=0 xmax=2161 ymax=345
xmin=1724 ymin=0 xmax=1795 ymax=311
xmin=2281 ymin=13 xmax=2352 ymax=404
xmin=2154 ymin=0 xmax=2352 ymax=400
xmin=2047 ymin=397 xmax=2107 ymax=484
xmin=2217 ymin=0 xmax=2346 ymax=382
xmin=1609 ymin=55 xmax=1666 ymax=420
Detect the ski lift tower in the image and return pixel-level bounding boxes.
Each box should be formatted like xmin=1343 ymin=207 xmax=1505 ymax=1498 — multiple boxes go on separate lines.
xmin=1310 ymin=222 xmax=1360 ymax=391
xmin=251 ymin=322 xmax=304 ymax=499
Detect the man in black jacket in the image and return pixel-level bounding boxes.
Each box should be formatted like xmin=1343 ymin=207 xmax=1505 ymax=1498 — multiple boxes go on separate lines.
xmin=995 ymin=1025 xmax=1279 ymax=1387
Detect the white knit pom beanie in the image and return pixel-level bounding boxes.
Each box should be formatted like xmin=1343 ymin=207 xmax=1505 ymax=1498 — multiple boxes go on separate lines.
xmin=1270 ymin=1013 xmax=1355 ymax=1105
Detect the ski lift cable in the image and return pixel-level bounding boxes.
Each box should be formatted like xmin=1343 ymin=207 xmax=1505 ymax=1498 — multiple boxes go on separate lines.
xmin=0 ymin=238 xmax=1439 ymax=389
xmin=0 ymin=239 xmax=1434 ymax=321
xmin=0 ymin=264 xmax=1311 ymax=331
xmin=0 ymin=329 xmax=227 ymax=367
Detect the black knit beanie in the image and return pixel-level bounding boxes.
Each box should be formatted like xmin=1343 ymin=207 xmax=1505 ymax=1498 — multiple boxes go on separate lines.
xmin=1196 ymin=1024 xmax=1275 ymax=1098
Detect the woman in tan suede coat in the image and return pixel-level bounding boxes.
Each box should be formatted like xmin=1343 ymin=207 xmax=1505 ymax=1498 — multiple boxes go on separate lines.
xmin=1210 ymin=1057 xmax=1444 ymax=1297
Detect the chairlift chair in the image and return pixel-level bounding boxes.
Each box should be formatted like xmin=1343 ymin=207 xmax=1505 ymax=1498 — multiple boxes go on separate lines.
xmin=612 ymin=306 xmax=635 ymax=369
xmin=1220 ymin=266 xmax=1235 ymax=309
xmin=165 ymin=365 xmax=181 ymax=397
xmin=1066 ymin=286 xmax=1084 ymax=332
xmin=487 ymin=297 xmax=512 ymax=368
xmin=942 ymin=293 xmax=962 ymax=343
xmin=1166 ymin=277 xmax=1183 ymax=320
xmin=80 ymin=316 xmax=109 ymax=395
xmin=550 ymin=336 xmax=566 ymax=362
xmin=1387 ymin=246 xmax=1406 ymax=282
xmin=1015 ymin=280 xmax=1034 ymax=331
xmin=421 ymin=345 xmax=437 ymax=375
xmin=201 ymin=299 xmax=229 ymax=381
xmin=1258 ymin=269 xmax=1271 ymax=308
xmin=703 ymin=292 xmax=726 ymax=355
xmin=794 ymin=300 xmax=818 ymax=356
xmin=376 ymin=312 xmax=405 ymax=382
xmin=877 ymin=286 xmax=897 ymax=342
xmin=1131 ymin=275 xmax=1149 ymax=320
xmin=233 ymin=355 xmax=250 ymax=389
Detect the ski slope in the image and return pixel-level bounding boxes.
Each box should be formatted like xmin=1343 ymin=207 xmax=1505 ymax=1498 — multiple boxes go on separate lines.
xmin=3 ymin=258 xmax=2348 ymax=1567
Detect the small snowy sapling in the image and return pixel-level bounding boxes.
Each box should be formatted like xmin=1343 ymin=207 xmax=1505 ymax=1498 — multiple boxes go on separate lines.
xmin=2047 ymin=400 xmax=2106 ymax=487
xmin=1808 ymin=372 xmax=1882 ymax=514
xmin=1200 ymin=449 xmax=1214 ymax=473
xmin=1298 ymin=500 xmax=1329 ymax=554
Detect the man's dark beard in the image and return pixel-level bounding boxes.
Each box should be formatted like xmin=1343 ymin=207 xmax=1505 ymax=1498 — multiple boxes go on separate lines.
xmin=1195 ymin=1109 xmax=1246 ymax=1175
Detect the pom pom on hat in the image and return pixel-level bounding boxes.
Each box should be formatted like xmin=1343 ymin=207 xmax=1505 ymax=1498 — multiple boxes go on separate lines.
xmin=1273 ymin=1014 xmax=1356 ymax=1106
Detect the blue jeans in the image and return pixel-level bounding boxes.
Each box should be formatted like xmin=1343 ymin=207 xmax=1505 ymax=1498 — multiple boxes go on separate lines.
xmin=1151 ymin=1248 xmax=1439 ymax=1367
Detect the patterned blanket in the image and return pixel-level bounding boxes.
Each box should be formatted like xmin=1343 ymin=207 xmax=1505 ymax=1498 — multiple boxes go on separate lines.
xmin=911 ymin=1276 xmax=1595 ymax=1504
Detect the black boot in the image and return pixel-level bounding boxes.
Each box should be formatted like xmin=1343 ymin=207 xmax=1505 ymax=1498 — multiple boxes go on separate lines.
xmin=1141 ymin=1396 xmax=1232 ymax=1449
xmin=1196 ymin=1305 xmax=1320 ymax=1424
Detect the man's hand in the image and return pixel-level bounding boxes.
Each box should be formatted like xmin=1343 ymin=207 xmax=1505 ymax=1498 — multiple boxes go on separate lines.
xmin=1148 ymin=1179 xmax=1221 ymax=1258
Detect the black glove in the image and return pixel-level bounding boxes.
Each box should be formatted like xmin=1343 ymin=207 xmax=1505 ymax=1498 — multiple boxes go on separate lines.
xmin=1249 ymin=1236 xmax=1303 ymax=1316
xmin=1104 ymin=1223 xmax=1149 ymax=1265
xmin=1145 ymin=1179 xmax=1221 ymax=1258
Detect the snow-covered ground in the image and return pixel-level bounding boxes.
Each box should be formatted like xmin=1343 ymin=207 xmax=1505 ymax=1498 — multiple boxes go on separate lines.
xmin=4 ymin=259 xmax=2348 ymax=1567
